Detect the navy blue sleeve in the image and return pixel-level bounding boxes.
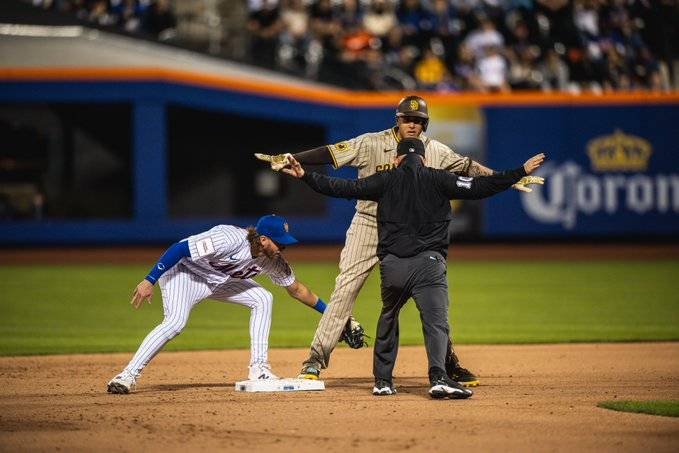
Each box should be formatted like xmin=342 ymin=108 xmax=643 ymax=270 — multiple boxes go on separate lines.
xmin=145 ymin=240 xmax=191 ymax=284
xmin=301 ymin=171 xmax=386 ymax=201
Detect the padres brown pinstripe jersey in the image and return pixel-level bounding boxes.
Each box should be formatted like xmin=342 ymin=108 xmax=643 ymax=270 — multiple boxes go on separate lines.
xmin=327 ymin=128 xmax=471 ymax=216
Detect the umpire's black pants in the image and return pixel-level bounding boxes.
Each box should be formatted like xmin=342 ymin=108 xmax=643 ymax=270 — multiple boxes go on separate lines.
xmin=373 ymin=251 xmax=450 ymax=382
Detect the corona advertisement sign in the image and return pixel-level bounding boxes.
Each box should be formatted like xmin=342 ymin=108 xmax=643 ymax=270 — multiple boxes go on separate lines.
xmin=484 ymin=106 xmax=679 ymax=237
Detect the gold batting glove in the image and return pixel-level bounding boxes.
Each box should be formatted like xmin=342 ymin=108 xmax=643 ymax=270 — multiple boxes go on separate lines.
xmin=254 ymin=153 xmax=293 ymax=171
xmin=512 ymin=176 xmax=545 ymax=193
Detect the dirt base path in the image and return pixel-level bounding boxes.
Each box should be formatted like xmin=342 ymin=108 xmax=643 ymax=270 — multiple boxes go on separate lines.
xmin=1 ymin=343 xmax=678 ymax=452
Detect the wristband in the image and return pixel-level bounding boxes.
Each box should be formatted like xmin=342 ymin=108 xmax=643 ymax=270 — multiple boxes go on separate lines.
xmin=313 ymin=298 xmax=327 ymax=313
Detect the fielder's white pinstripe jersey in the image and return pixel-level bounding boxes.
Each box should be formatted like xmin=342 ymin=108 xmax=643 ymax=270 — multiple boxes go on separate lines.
xmin=181 ymin=225 xmax=295 ymax=288
xmin=327 ymin=128 xmax=471 ymax=217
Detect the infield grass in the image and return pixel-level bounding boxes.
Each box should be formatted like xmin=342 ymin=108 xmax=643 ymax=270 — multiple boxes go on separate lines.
xmin=598 ymin=400 xmax=679 ymax=417
xmin=0 ymin=260 xmax=678 ymax=355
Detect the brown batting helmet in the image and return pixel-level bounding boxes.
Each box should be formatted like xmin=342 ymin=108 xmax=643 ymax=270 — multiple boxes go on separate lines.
xmin=395 ymin=95 xmax=429 ymax=131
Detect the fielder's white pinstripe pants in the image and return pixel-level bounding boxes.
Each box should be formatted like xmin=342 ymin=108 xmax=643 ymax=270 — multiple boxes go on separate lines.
xmin=123 ymin=265 xmax=274 ymax=378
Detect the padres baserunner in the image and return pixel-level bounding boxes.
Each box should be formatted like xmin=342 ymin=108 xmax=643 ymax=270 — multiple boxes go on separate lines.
xmin=255 ymin=96 xmax=544 ymax=384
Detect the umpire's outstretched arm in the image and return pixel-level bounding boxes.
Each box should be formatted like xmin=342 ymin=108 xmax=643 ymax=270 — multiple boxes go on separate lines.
xmin=437 ymin=152 xmax=546 ymax=200
xmin=436 ymin=167 xmax=527 ymax=200
xmin=301 ymin=171 xmax=387 ymax=201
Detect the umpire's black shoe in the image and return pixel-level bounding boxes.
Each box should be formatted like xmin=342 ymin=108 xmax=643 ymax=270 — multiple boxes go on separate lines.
xmin=372 ymin=379 xmax=397 ymax=396
xmin=429 ymin=375 xmax=473 ymax=400
xmin=447 ymin=365 xmax=480 ymax=388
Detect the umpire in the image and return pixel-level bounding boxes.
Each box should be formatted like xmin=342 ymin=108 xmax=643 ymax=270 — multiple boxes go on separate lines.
xmin=284 ymin=138 xmax=545 ymax=398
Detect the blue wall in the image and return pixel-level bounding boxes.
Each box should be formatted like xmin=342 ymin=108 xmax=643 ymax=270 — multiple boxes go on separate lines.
xmin=1 ymin=80 xmax=677 ymax=244
xmin=0 ymin=80 xmax=394 ymax=243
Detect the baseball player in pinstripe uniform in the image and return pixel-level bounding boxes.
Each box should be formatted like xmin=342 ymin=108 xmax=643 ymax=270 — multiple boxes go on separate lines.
xmin=107 ymin=214 xmax=329 ymax=394
xmin=255 ymin=96 xmax=543 ymax=386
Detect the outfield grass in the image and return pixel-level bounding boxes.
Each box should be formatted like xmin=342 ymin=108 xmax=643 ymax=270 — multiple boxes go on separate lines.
xmin=0 ymin=261 xmax=678 ymax=355
xmin=598 ymin=400 xmax=679 ymax=417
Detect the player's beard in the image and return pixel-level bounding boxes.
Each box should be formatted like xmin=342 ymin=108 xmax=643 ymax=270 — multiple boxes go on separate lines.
xmin=248 ymin=237 xmax=281 ymax=259
xmin=249 ymin=241 xmax=274 ymax=259
xmin=262 ymin=248 xmax=281 ymax=259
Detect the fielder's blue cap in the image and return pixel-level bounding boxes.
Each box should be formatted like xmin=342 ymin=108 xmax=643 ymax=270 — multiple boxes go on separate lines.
xmin=255 ymin=214 xmax=298 ymax=245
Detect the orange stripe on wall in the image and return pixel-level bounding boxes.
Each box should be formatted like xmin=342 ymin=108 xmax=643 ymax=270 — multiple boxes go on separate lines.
xmin=2 ymin=66 xmax=678 ymax=107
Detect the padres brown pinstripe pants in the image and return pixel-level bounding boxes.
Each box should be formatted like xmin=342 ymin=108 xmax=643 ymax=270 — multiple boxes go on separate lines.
xmin=304 ymin=212 xmax=379 ymax=369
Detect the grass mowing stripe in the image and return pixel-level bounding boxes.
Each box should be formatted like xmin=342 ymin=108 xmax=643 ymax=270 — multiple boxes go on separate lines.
xmin=598 ymin=401 xmax=679 ymax=417
xmin=0 ymin=260 xmax=678 ymax=355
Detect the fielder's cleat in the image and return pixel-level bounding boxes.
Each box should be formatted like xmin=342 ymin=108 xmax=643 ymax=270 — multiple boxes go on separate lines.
xmin=248 ymin=363 xmax=279 ymax=380
xmin=297 ymin=365 xmax=320 ymax=380
xmin=107 ymin=371 xmax=136 ymax=394
xmin=429 ymin=375 xmax=473 ymax=400
xmin=372 ymin=379 xmax=397 ymax=396
xmin=448 ymin=365 xmax=480 ymax=388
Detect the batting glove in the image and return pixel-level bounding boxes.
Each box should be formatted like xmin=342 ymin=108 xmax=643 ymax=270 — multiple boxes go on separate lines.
xmin=254 ymin=153 xmax=293 ymax=171
xmin=512 ymin=176 xmax=545 ymax=193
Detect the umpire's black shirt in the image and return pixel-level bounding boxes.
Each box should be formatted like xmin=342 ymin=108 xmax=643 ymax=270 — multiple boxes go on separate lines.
xmin=302 ymin=154 xmax=527 ymax=260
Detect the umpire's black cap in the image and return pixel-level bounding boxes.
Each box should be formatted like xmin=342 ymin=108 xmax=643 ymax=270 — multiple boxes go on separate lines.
xmin=397 ymin=138 xmax=425 ymax=157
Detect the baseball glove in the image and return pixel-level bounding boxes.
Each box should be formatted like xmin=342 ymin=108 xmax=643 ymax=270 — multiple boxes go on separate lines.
xmin=254 ymin=153 xmax=293 ymax=171
xmin=339 ymin=316 xmax=369 ymax=349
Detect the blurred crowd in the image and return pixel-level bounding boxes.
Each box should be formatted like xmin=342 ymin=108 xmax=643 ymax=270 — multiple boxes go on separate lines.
xmin=32 ymin=0 xmax=177 ymax=39
xmin=31 ymin=0 xmax=678 ymax=93
xmin=247 ymin=0 xmax=678 ymax=92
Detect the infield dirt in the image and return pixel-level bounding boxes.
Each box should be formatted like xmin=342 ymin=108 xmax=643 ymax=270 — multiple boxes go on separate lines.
xmin=1 ymin=343 xmax=678 ymax=452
